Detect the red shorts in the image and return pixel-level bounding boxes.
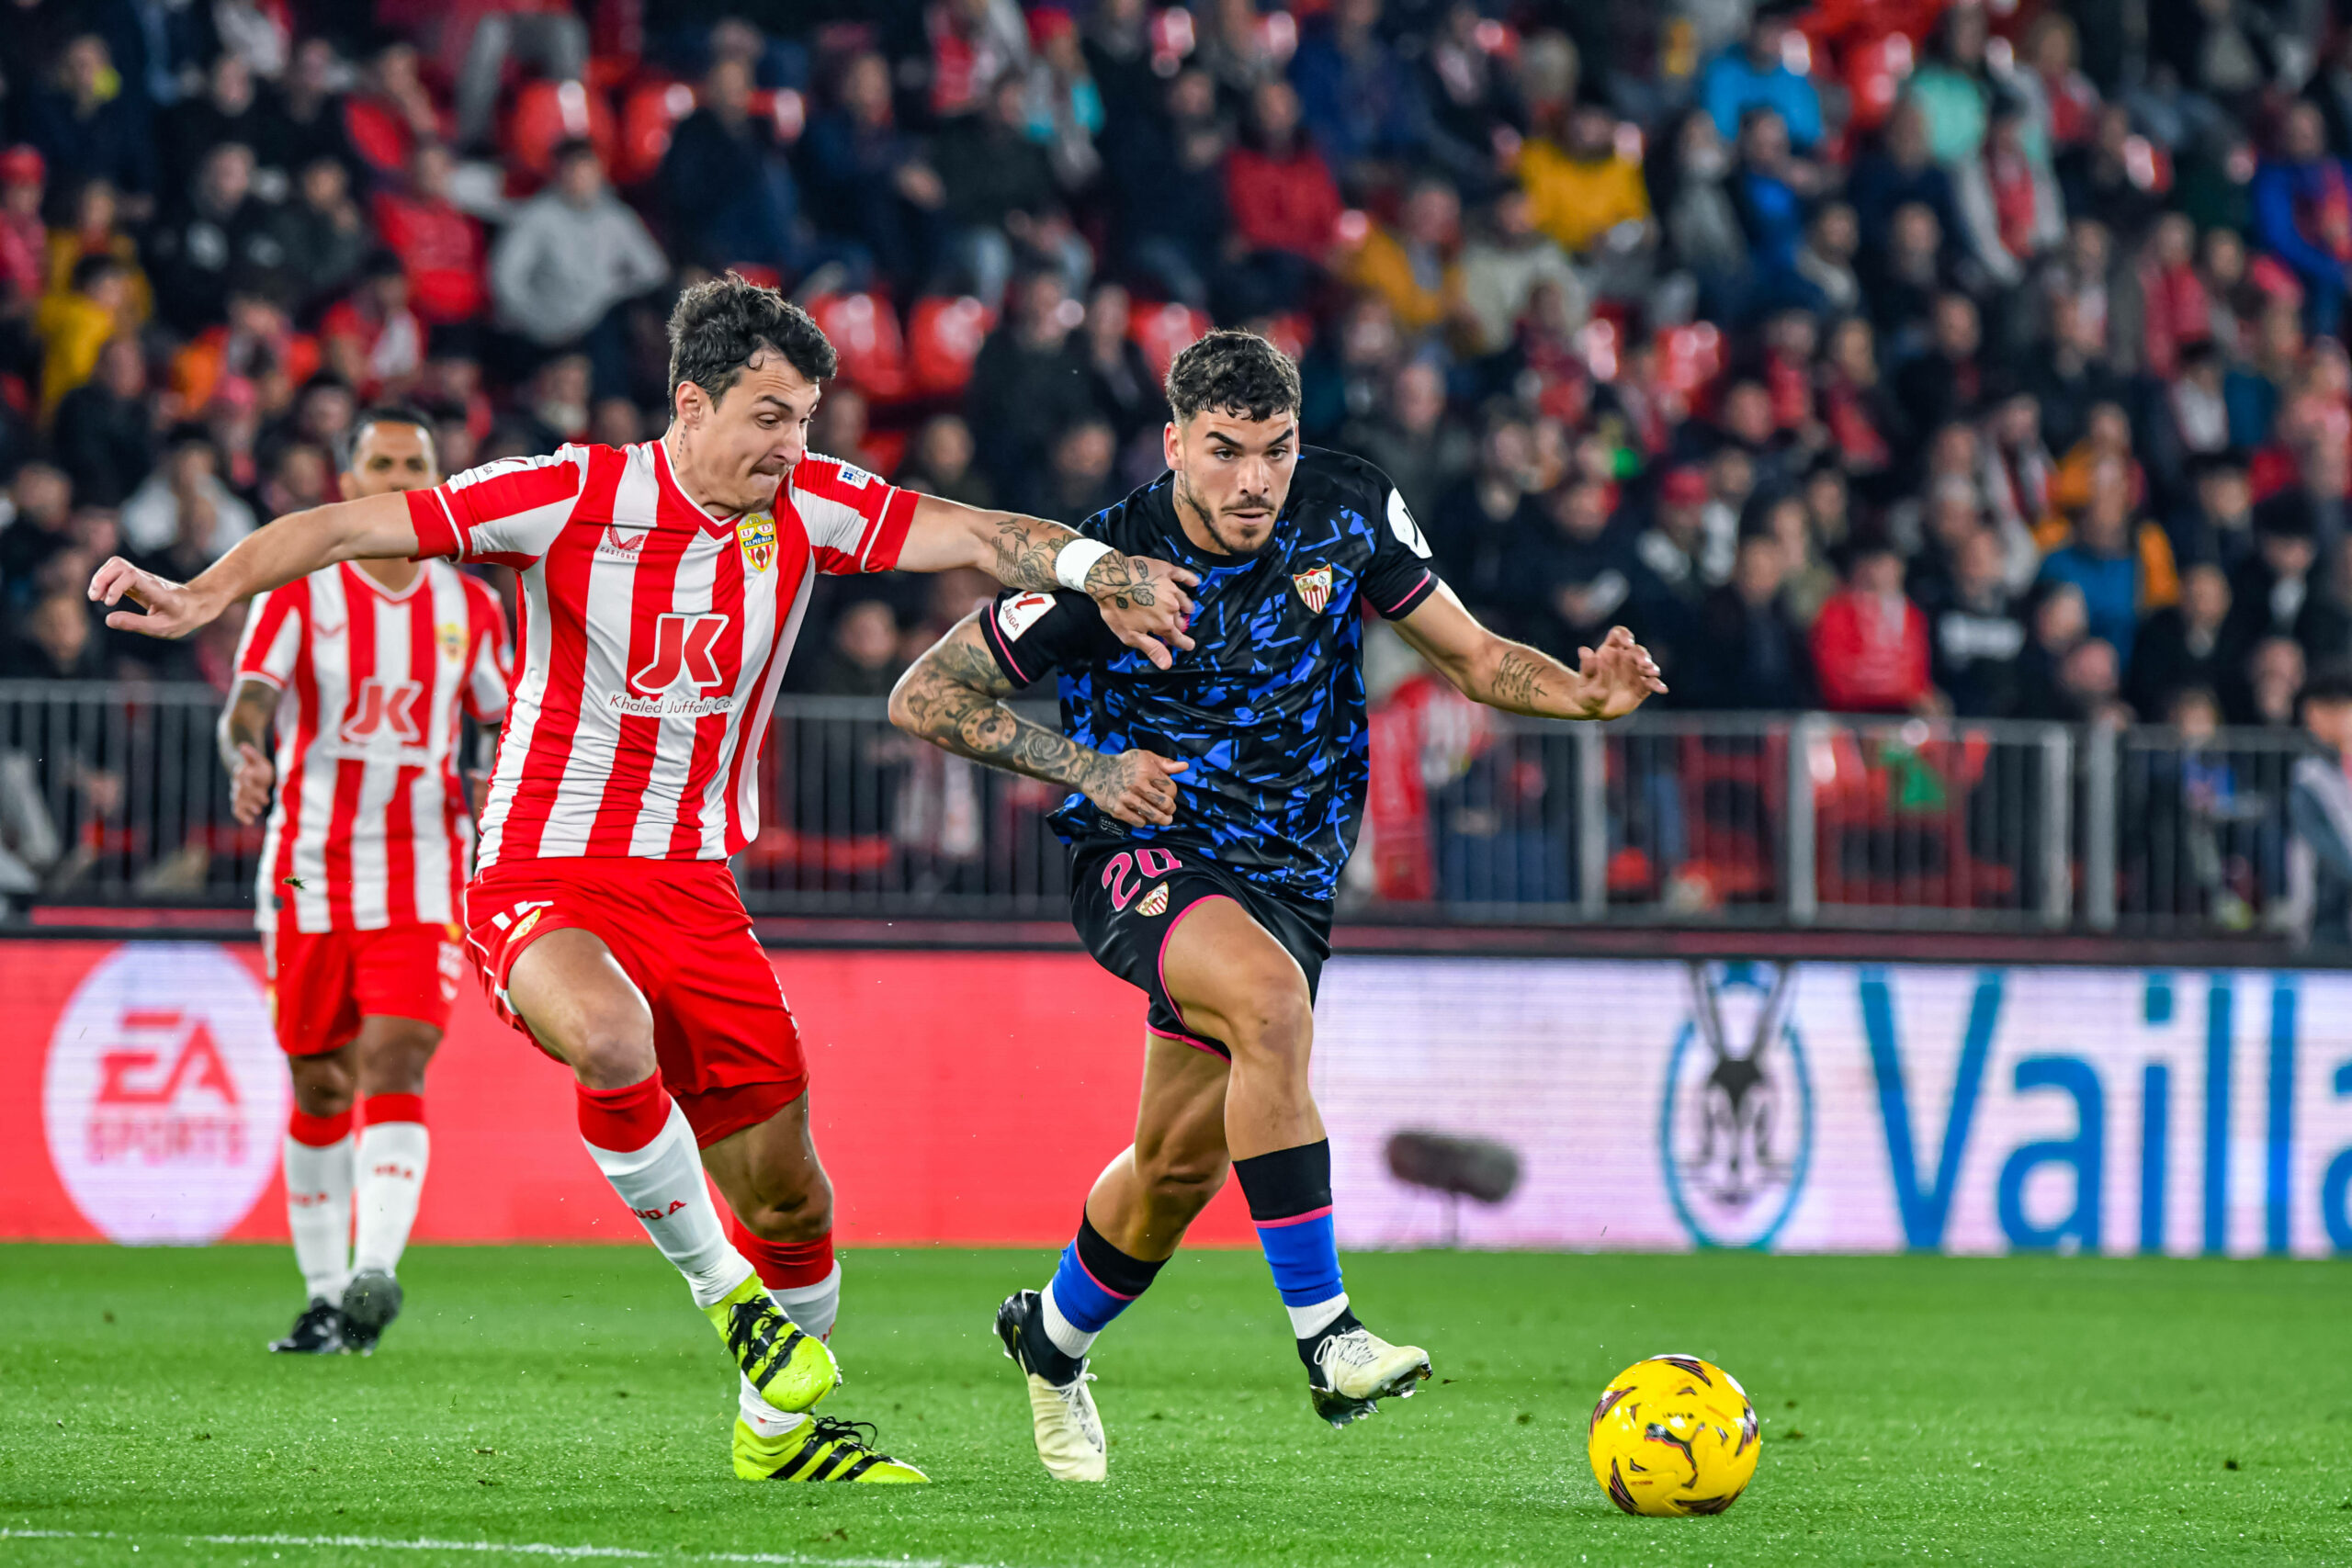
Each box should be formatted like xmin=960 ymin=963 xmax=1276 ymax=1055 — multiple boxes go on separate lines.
xmin=463 ymin=857 xmax=805 ymax=1146
xmin=264 ymin=922 xmax=463 ymax=1057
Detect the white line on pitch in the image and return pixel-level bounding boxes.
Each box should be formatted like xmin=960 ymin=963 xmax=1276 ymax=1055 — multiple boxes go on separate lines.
xmin=0 ymin=1529 xmax=1028 ymax=1568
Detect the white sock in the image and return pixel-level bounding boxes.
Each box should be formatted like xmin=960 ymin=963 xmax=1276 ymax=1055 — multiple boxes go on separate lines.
xmin=739 ymin=1377 xmax=811 ymax=1439
xmin=353 ymin=1122 xmax=430 ymax=1276
xmin=284 ymin=1134 xmax=355 ymax=1303
xmin=1040 ymin=1280 xmax=1099 ymax=1359
xmin=581 ymin=1100 xmax=752 ymax=1308
xmin=1287 ymin=1292 xmax=1351 ymax=1341
xmin=769 ymin=1259 xmax=842 ymax=1340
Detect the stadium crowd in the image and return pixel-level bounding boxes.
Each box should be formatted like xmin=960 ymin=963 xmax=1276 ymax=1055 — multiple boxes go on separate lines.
xmin=8 ymin=0 xmax=2352 ymax=926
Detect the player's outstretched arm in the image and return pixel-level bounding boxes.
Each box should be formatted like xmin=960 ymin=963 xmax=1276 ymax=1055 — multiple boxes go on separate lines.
xmin=1392 ymin=582 xmax=1666 ymax=721
xmin=88 ymin=491 xmax=423 ymax=639
xmin=888 ymin=611 xmax=1188 ymax=826
xmin=898 ymin=491 xmax=1200 ymax=670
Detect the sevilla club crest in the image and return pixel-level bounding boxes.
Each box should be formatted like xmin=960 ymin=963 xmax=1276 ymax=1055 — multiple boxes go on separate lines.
xmin=1292 ymin=564 xmax=1334 ymax=614
xmin=737 ymin=513 xmax=777 ymax=573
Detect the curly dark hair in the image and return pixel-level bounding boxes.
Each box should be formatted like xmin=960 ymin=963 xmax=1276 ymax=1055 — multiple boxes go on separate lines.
xmin=1164 ymin=329 xmax=1301 ymax=423
xmin=666 ymin=272 xmax=837 ymax=406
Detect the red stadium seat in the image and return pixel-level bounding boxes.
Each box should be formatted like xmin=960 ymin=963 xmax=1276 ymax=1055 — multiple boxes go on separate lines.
xmin=503 ymin=77 xmax=619 ymax=186
xmin=905 ymin=295 xmax=997 ymax=399
xmin=806 ymin=292 xmax=910 ymax=403
xmin=1130 ymin=301 xmax=1212 ymax=384
xmin=1657 ymin=322 xmax=1724 ymax=398
xmin=616 ymin=78 xmax=693 ymax=186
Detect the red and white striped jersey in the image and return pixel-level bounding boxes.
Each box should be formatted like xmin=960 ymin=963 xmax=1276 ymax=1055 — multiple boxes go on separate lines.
xmin=234 ymin=559 xmax=513 ymax=933
xmin=404 ymin=439 xmax=914 ymax=867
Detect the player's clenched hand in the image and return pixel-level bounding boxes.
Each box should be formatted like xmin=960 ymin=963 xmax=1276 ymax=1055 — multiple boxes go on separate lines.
xmin=88 ymin=556 xmax=220 ymax=639
xmin=1082 ymin=749 xmax=1188 ymax=827
xmin=230 ymin=743 xmax=276 ymax=826
xmin=1575 ymin=626 xmax=1668 ymax=720
xmin=1088 ymin=553 xmax=1199 ymax=671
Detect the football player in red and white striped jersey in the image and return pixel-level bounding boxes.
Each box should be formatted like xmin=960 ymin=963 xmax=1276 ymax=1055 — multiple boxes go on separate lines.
xmin=220 ymin=408 xmax=511 ymax=1359
xmin=93 ymin=274 xmax=1198 ymax=1484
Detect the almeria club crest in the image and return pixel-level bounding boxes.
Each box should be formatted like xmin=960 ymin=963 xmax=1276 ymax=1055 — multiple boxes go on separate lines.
xmin=1292 ymin=564 xmax=1334 ymax=614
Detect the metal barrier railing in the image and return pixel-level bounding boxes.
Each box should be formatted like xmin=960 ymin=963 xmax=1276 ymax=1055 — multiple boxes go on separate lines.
xmin=0 ymin=682 xmax=2324 ymax=940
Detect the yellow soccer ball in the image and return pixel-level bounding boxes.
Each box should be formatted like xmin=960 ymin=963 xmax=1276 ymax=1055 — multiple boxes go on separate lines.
xmin=1586 ymin=1354 xmax=1760 ymax=1517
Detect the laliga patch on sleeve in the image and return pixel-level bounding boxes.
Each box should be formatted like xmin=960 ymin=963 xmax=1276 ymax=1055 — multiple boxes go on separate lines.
xmin=834 ymin=462 xmax=874 ymax=489
xmin=998 ymin=591 xmax=1058 ymax=639
xmin=1387 ymin=488 xmax=1431 ymax=558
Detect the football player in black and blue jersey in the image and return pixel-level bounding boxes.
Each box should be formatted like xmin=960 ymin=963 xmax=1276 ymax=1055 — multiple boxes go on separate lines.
xmin=888 ymin=330 xmax=1664 ymax=1481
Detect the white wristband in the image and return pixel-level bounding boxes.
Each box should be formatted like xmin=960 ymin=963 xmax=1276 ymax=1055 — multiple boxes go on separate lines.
xmin=1055 ymin=539 xmax=1115 ymax=592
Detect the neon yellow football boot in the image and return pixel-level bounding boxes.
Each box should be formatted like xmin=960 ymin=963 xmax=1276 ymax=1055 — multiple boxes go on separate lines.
xmin=703 ymin=1273 xmax=839 ymax=1414
xmin=733 ymin=1415 xmax=929 ymax=1483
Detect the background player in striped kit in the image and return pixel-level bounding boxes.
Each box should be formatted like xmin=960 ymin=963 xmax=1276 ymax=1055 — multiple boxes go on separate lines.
xmin=96 ymin=275 xmax=1197 ymax=1484
xmin=220 ymin=408 xmax=511 ymax=1356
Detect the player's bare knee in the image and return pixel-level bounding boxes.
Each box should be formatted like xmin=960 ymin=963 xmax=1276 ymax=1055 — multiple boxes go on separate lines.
xmin=556 ymin=1001 xmax=658 ymax=1088
xmin=1219 ymin=980 xmax=1313 ymax=1064
xmin=288 ymin=1055 xmax=355 ymax=1118
xmin=742 ymin=1175 xmax=833 ymax=1242
xmin=357 ymin=1020 xmax=440 ymax=1098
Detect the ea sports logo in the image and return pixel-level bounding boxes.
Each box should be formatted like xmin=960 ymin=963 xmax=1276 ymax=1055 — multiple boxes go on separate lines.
xmin=1659 ymin=961 xmax=1813 ymax=1251
xmin=42 ymin=943 xmax=286 ymax=1244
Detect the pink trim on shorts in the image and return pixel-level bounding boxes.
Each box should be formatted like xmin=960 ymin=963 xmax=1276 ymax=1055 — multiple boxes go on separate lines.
xmin=1156 ymin=892 xmax=1239 ymax=1043
xmin=1147 ymin=1025 xmax=1227 ymax=1058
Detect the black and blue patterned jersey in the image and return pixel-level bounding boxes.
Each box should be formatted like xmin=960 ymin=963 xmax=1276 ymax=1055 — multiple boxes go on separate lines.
xmin=976 ymin=446 xmax=1443 ymax=902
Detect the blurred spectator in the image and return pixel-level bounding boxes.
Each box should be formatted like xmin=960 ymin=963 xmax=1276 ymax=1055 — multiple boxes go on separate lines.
xmin=321 ymin=254 xmax=424 ymax=400
xmin=145 ymin=141 xmax=281 ymax=332
xmin=275 ymin=37 xmax=355 ymax=175
xmin=162 ymin=51 xmax=288 ymax=198
xmin=1657 ymin=112 xmax=1747 ymax=316
xmin=0 ymin=145 xmax=42 ymax=311
xmin=24 ymin=35 xmax=155 ymax=208
xmin=2037 ymin=457 xmax=2181 ymax=664
xmin=2240 ymin=634 xmax=2308 ymax=728
xmin=810 ymin=599 xmax=907 ymax=699
xmin=1811 ymin=536 xmax=1935 ymax=714
xmin=896 ymin=413 xmax=993 ymax=511
xmin=800 ymin=51 xmax=945 ymax=293
xmin=1430 ymin=412 xmax=1535 ymax=615
xmin=2132 ymin=560 xmax=2237 ymax=719
xmin=2224 ymin=496 xmax=2338 ymax=656
xmin=270 ymin=156 xmax=372 ymax=312
xmin=1287 ymin=0 xmax=1420 ymax=178
xmin=372 ymin=141 xmax=486 ymax=326
xmin=1521 ymin=103 xmax=1651 ymax=258
xmin=1022 ymin=7 xmax=1105 ymax=191
xmin=2 ymin=588 xmax=107 ymax=680
xmin=44 ymin=179 xmax=152 ymax=323
xmin=663 ymin=58 xmax=828 ymax=286
xmin=1341 ymin=360 xmax=1469 ymax=525
xmin=1021 ymin=417 xmax=1121 ymax=521
xmin=258 ymin=440 xmax=330 ymax=520
xmin=1907 ymin=6 xmax=1995 ymax=169
xmin=967 ymin=268 xmax=1093 ymax=496
xmin=808 ymin=387 xmax=882 ymax=479
xmin=0 ymin=461 xmax=74 ymax=613
xmin=119 ymin=426 xmax=255 ymax=563
xmin=1223 ymin=79 xmax=1343 ymax=320
xmin=1102 ymin=67 xmax=1228 ymax=309
xmin=1688 ymin=530 xmax=1814 ymax=709
xmin=1455 ymin=184 xmax=1582 ymax=357
xmin=1894 ymin=292 xmax=1985 ymax=437
xmin=2253 ymin=103 xmax=2352 ymax=339
xmin=447 ymin=3 xmax=589 ymax=152
xmin=1514 ymin=473 xmax=1642 ymax=663
xmin=1929 ymin=526 xmax=2030 ymax=716
xmin=1078 ymin=283 xmax=1162 ymax=448
xmin=1849 ymin=104 xmax=1962 ymax=264
xmin=169 ymin=276 xmax=318 ymax=416
xmin=1698 ymin=10 xmax=1822 ymax=154
xmin=2287 ymin=665 xmax=2352 ymax=944
xmin=2170 ymin=448 xmax=2257 ymax=571
xmin=927 ymin=0 xmax=1032 ymax=122
xmin=490 ymin=141 xmax=665 ymax=400
xmin=345 ymin=40 xmax=446 ymax=179
xmin=52 ymin=335 xmax=153 ymax=507
xmin=34 ymin=254 xmax=134 ymax=421
xmin=934 ymin=73 xmax=1085 ymax=305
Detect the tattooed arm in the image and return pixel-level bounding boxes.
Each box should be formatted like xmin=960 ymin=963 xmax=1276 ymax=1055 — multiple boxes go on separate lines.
xmin=888 ymin=612 xmax=1189 ymax=826
xmin=1391 ymin=581 xmax=1666 ymax=721
xmin=896 ymin=491 xmax=1199 ymax=669
xmin=217 ymin=678 xmax=281 ymax=826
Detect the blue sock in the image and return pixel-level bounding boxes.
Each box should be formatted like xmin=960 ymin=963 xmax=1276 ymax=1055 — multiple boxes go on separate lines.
xmin=1031 ymin=1212 xmax=1164 ymax=1380
xmin=1233 ymin=1140 xmax=1354 ymax=1353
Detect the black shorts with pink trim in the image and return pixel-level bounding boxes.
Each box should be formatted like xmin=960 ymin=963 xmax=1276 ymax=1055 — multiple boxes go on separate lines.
xmin=1069 ymin=840 xmax=1332 ymax=1059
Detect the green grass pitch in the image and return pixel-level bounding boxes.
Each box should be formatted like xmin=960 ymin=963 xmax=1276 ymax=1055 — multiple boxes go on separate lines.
xmin=2 ymin=1244 xmax=2346 ymax=1567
